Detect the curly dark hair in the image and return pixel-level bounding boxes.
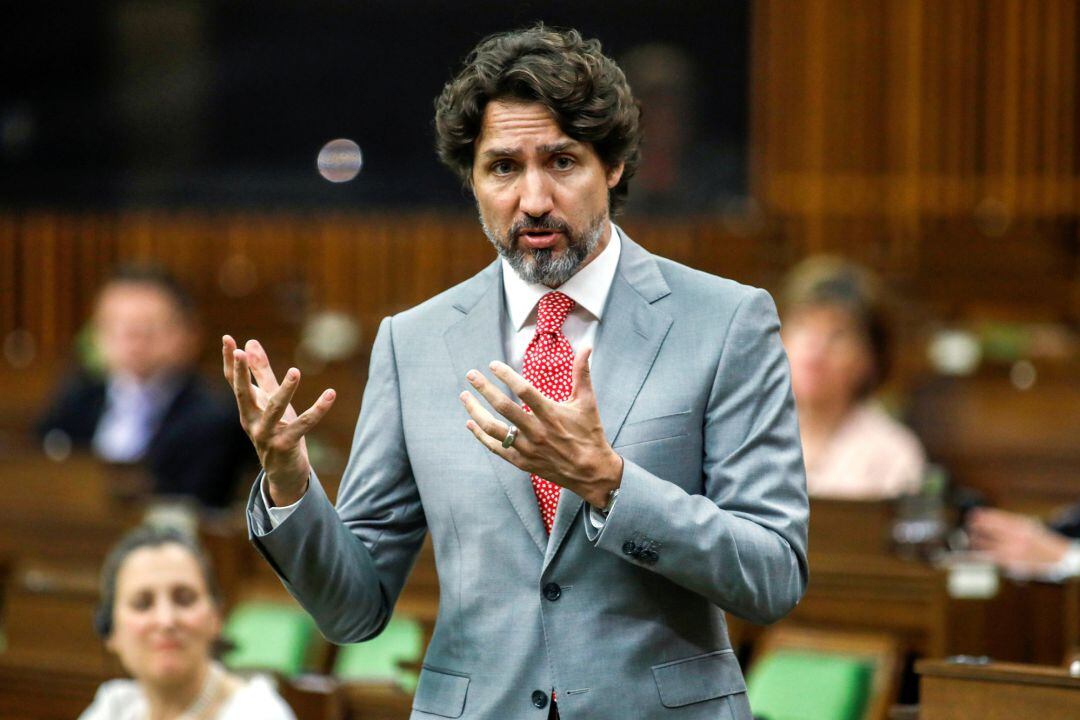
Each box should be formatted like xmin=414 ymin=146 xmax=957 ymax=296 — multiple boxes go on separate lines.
xmin=434 ymin=24 xmax=642 ymax=214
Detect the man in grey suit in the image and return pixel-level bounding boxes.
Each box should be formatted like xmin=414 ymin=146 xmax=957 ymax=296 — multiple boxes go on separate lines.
xmin=224 ymin=25 xmax=808 ymax=719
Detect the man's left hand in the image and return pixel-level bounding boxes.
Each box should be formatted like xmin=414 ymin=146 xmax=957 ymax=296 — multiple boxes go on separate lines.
xmin=460 ymin=347 xmax=623 ymax=509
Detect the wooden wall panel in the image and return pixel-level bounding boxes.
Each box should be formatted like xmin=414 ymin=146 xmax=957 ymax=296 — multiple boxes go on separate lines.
xmin=751 ymin=0 xmax=1079 ymax=324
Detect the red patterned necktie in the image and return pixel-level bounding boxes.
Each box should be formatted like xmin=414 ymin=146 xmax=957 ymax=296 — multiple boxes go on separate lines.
xmin=522 ymin=291 xmax=576 ymax=534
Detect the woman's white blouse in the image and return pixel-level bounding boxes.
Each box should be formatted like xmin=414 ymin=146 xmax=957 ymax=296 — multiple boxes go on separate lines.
xmin=78 ymin=673 xmax=296 ymax=720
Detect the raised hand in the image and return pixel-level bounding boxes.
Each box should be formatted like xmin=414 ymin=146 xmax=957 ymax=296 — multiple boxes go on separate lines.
xmin=222 ymin=335 xmax=337 ymax=506
xmin=967 ymin=507 xmax=1071 ymax=574
xmin=459 ymin=348 xmax=623 ymax=508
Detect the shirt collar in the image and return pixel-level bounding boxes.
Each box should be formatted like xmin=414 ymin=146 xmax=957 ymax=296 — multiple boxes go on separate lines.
xmin=502 ymin=222 xmax=622 ymax=331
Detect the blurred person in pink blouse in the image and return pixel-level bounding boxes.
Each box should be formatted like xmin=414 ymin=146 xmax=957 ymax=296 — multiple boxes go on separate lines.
xmin=780 ymin=257 xmax=926 ymax=500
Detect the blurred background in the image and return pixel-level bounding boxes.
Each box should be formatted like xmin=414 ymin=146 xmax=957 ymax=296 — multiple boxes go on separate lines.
xmin=1 ymin=1 xmax=1078 ymax=719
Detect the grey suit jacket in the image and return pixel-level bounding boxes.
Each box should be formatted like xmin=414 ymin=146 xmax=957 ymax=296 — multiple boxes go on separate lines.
xmin=247 ymin=230 xmax=809 ymax=719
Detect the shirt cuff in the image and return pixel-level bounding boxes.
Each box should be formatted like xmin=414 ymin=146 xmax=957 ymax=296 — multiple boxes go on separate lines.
xmin=583 ymin=494 xmax=620 ymax=542
xmin=262 ymin=476 xmax=304 ymax=529
xmin=1048 ymin=542 xmax=1080 ymax=581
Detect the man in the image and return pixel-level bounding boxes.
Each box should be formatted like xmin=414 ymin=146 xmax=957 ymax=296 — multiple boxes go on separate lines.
xmin=39 ymin=266 xmax=251 ymax=508
xmin=227 ymin=26 xmax=807 ymax=719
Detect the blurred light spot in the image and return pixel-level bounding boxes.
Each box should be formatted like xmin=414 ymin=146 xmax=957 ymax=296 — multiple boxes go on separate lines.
xmin=42 ymin=429 xmax=72 ymax=462
xmin=317 ymin=139 xmax=363 ymax=183
xmin=927 ymin=329 xmax=981 ymax=376
xmin=218 ymin=253 xmax=258 ymax=297
xmin=1009 ymin=360 xmax=1036 ymax=391
xmin=3 ymin=329 xmax=36 ymax=368
xmin=973 ymin=197 xmax=1011 ymax=237
xmin=301 ymin=310 xmax=362 ymax=363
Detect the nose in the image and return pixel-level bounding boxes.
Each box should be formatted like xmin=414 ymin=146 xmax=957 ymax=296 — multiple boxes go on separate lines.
xmin=152 ymin=598 xmax=180 ymax=629
xmin=518 ymin=166 xmax=555 ymax=218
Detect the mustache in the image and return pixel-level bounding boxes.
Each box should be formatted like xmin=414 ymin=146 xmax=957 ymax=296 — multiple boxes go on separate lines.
xmin=509 ymin=216 xmax=570 ymax=237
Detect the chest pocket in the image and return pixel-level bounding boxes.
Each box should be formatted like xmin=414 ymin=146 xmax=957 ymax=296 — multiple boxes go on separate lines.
xmin=613 ymin=410 xmax=691 ymax=448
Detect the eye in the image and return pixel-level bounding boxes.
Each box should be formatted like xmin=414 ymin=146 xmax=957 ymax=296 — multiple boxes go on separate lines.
xmin=552 ymin=155 xmax=576 ymax=170
xmin=491 ymin=160 xmax=515 ymax=176
xmin=172 ymin=585 xmax=198 ymax=607
xmin=130 ymin=591 xmax=154 ymax=612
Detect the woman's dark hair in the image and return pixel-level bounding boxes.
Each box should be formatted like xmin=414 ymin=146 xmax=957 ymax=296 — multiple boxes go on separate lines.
xmin=780 ymin=256 xmax=892 ymax=399
xmin=434 ymin=24 xmax=642 ymax=214
xmin=93 ymin=525 xmax=222 ymax=639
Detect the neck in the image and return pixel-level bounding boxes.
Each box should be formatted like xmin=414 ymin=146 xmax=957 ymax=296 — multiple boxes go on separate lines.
xmin=798 ymin=397 xmax=855 ymax=443
xmin=144 ymin=662 xmax=209 ymax=720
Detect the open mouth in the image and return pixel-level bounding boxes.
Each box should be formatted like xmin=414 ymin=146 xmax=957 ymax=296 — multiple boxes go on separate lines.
xmin=518 ymin=229 xmax=564 ymax=249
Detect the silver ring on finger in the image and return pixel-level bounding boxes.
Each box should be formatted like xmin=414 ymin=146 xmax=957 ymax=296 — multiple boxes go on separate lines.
xmin=501 ymin=425 xmax=519 ymax=449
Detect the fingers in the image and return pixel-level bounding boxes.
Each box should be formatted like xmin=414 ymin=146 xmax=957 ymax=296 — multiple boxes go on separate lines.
xmin=570 ymin=347 xmax=595 ymax=402
xmin=459 ymin=390 xmax=512 ymax=443
xmin=968 ymin=508 xmax=1026 ymax=539
xmin=263 ymin=367 xmax=301 ymax=428
xmin=465 ymin=418 xmax=525 ymax=466
xmin=245 ymin=338 xmax=281 ymax=394
xmin=222 ymin=335 xmax=237 ymax=382
xmin=231 ymin=349 xmax=261 ymax=423
xmin=280 ymin=388 xmax=337 ymax=445
xmin=483 ymin=362 xmax=550 ymax=418
xmin=467 ymin=366 xmax=536 ymax=426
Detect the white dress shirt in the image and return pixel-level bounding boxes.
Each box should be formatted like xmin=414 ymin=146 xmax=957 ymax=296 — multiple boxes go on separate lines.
xmin=92 ymin=373 xmax=178 ymax=463
xmin=267 ymin=224 xmax=623 ymax=529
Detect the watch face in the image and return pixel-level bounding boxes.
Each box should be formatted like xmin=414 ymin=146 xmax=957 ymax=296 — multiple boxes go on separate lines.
xmin=602 ymin=488 xmax=620 ymax=513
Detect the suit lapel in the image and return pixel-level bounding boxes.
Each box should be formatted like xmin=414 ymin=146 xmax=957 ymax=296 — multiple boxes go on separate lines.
xmin=444 ymin=262 xmax=548 ymax=554
xmin=543 ymin=231 xmax=673 ymax=570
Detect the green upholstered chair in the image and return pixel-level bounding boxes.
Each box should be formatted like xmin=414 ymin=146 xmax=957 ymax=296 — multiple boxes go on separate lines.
xmin=747 ymin=650 xmax=872 ymax=720
xmin=221 ymin=601 xmax=318 ymax=678
xmin=745 ymin=625 xmax=901 ymax=720
xmin=333 ymin=616 xmax=424 ymax=692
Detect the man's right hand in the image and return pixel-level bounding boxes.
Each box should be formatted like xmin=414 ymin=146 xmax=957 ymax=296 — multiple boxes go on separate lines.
xmin=222 ymin=335 xmax=337 ymax=507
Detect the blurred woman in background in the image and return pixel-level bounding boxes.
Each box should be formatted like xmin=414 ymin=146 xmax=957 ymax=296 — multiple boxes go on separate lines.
xmin=80 ymin=525 xmax=294 ymax=720
xmin=781 ymin=256 xmax=926 ymax=500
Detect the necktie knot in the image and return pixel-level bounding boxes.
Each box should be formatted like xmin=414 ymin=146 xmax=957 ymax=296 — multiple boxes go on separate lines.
xmin=536 ymin=292 xmax=575 ymax=334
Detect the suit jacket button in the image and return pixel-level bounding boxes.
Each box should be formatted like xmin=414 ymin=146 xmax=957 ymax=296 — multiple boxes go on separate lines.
xmin=531 ymin=690 xmax=549 ymax=709
xmin=642 ymin=549 xmax=659 ymax=564
xmin=622 ymin=541 xmax=638 ymax=556
xmin=543 ymin=582 xmax=562 ymax=601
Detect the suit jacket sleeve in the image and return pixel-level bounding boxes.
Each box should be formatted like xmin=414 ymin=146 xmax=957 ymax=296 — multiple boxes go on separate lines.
xmin=246 ymin=316 xmax=427 ymax=643
xmin=590 ymin=288 xmax=809 ymax=625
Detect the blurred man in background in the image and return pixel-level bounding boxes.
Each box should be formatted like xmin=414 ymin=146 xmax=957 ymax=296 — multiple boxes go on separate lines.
xmin=38 ymin=266 xmax=252 ymax=509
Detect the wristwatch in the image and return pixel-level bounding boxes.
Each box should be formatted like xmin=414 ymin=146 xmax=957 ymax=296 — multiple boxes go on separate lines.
xmin=599 ymin=487 xmax=620 ymax=514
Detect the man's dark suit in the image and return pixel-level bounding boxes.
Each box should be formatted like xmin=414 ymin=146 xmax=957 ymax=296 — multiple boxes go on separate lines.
xmin=37 ymin=370 xmax=253 ymax=508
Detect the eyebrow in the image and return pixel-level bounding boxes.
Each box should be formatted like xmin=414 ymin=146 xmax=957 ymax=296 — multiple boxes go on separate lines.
xmin=478 ymin=140 xmax=581 ymax=162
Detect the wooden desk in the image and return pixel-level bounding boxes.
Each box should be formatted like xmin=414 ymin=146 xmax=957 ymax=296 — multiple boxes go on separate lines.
xmin=916 ymin=659 xmax=1080 ymax=719
xmin=731 ymin=553 xmax=1080 ymax=666
xmin=0 ymin=650 xmax=114 ymax=720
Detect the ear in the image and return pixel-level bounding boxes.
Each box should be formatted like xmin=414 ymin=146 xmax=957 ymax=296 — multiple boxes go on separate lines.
xmin=606 ymin=161 xmax=625 ymax=189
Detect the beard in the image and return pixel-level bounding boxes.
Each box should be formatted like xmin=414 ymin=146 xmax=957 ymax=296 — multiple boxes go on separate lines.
xmin=481 ymin=211 xmax=608 ymax=287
